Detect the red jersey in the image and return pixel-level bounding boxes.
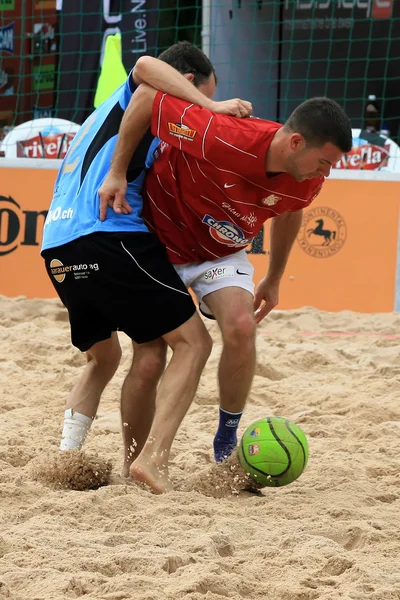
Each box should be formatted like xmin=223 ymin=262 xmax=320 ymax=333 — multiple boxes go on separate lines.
xmin=143 ymin=92 xmax=324 ymax=264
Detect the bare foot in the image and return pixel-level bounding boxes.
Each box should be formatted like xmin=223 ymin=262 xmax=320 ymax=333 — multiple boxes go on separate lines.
xmin=130 ymin=458 xmax=173 ymax=494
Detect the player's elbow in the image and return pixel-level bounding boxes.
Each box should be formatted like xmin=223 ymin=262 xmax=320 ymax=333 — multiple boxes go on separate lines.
xmin=132 ymin=55 xmax=158 ymax=85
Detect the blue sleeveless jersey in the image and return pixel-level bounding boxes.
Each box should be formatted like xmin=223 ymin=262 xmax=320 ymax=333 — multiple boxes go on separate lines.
xmin=42 ymin=74 xmax=159 ymax=252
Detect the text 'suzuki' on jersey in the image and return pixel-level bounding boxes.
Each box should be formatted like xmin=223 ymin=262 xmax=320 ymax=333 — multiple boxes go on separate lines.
xmin=143 ymin=92 xmax=324 ymax=264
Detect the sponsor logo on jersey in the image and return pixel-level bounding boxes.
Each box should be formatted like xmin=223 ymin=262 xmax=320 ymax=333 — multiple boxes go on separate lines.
xmin=0 ymin=23 xmax=14 ymax=54
xmin=262 ymin=194 xmax=282 ymax=207
xmin=44 ymin=206 xmax=74 ymax=226
xmin=243 ymin=212 xmax=258 ymax=227
xmin=202 ymin=214 xmax=253 ymax=247
xmin=222 ymin=202 xmax=258 ymax=227
xmin=168 ymin=122 xmax=197 ymax=141
xmin=204 ymin=266 xmax=235 ymax=281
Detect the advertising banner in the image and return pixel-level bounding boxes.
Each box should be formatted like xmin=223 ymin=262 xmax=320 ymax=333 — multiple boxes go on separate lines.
xmin=0 ymin=167 xmax=57 ymax=298
xmin=119 ymin=0 xmax=160 ymax=69
xmin=0 ymin=118 xmax=79 ymax=159
xmin=332 ymin=129 xmax=400 ymax=172
xmin=0 ymin=167 xmax=399 ymax=312
xmin=249 ymin=179 xmax=400 ymax=312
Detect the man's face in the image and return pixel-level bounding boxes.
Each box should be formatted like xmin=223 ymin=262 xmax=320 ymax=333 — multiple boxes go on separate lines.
xmin=285 ymin=134 xmax=344 ymax=182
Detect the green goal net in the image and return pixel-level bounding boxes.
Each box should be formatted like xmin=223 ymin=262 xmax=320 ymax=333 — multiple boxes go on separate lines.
xmin=1 ymin=0 xmax=399 ymax=144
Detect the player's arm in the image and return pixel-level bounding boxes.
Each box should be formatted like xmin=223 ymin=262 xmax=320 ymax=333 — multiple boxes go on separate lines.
xmin=253 ymin=210 xmax=303 ymax=324
xmin=151 ymin=93 xmax=268 ymax=179
xmin=99 ymin=74 xmax=251 ymax=220
xmin=132 ymin=56 xmax=251 ymax=117
xmin=98 ymin=85 xmax=155 ymax=219
xmin=108 ymin=85 xmax=251 ymax=183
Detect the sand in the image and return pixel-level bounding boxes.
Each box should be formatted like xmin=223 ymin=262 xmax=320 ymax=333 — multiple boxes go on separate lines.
xmin=0 ymin=294 xmax=399 ymax=600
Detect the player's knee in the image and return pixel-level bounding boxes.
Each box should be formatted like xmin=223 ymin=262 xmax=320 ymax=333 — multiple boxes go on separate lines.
xmin=89 ymin=344 xmax=122 ymax=380
xmin=222 ymin=312 xmax=256 ymax=350
xmin=101 ymin=348 xmax=122 ymax=379
xmin=133 ymin=347 xmax=167 ymax=381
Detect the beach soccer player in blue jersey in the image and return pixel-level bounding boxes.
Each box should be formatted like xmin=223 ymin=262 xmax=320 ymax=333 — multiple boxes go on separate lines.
xmin=41 ymin=42 xmax=252 ymax=493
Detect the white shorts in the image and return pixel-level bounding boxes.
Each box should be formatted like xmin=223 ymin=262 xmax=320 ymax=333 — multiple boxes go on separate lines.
xmin=174 ymin=250 xmax=255 ymax=318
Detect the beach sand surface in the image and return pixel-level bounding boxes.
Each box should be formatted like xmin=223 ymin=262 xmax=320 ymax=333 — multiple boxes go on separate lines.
xmin=0 ymin=295 xmax=399 ymax=600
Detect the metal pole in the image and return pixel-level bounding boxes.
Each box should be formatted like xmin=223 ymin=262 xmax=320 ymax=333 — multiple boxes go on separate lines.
xmin=201 ymin=0 xmax=211 ymax=57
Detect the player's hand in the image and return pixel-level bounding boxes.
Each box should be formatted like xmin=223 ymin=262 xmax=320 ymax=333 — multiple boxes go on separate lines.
xmin=98 ymin=173 xmax=132 ymax=221
xmin=253 ymin=276 xmax=280 ymax=324
xmin=210 ymin=98 xmax=253 ymax=118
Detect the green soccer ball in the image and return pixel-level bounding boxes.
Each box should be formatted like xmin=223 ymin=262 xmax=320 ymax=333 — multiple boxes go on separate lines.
xmin=237 ymin=416 xmax=309 ymax=488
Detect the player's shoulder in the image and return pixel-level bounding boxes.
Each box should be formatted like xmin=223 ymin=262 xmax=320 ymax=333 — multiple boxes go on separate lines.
xmin=246 ymin=116 xmax=282 ymax=132
xmin=211 ymin=114 xmax=281 ymax=150
xmin=216 ymin=114 xmax=281 ymax=132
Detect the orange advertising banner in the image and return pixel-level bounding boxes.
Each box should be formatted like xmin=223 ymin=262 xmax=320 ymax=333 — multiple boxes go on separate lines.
xmin=0 ymin=167 xmax=399 ymax=312
xmin=0 ymin=167 xmax=56 ymax=298
xmin=250 ymin=179 xmax=400 ymax=313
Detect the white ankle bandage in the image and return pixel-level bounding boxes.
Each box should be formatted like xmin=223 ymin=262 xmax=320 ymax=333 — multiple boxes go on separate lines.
xmin=60 ymin=408 xmax=93 ymax=451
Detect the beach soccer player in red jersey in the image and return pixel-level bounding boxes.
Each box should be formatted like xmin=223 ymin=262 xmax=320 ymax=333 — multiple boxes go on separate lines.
xmin=99 ymin=82 xmax=352 ymax=490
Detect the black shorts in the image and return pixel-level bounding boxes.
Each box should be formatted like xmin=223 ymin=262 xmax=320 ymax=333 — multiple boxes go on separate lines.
xmin=42 ymin=232 xmax=196 ymax=351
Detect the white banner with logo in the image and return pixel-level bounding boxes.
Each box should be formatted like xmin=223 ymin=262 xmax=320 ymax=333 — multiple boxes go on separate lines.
xmin=0 ymin=118 xmax=79 ymax=159
xmin=333 ymin=128 xmax=400 ymax=173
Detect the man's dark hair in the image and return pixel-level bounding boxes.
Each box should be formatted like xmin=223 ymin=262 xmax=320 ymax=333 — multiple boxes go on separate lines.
xmin=284 ymin=97 xmax=352 ymax=153
xmin=158 ymin=41 xmax=217 ymax=87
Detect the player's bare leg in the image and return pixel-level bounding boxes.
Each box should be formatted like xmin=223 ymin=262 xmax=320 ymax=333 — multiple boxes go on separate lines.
xmin=60 ymin=333 xmax=122 ymax=450
xmin=130 ymin=313 xmax=212 ymax=493
xmin=120 ymin=339 xmax=167 ymax=477
xmin=205 ymin=287 xmax=257 ymax=462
